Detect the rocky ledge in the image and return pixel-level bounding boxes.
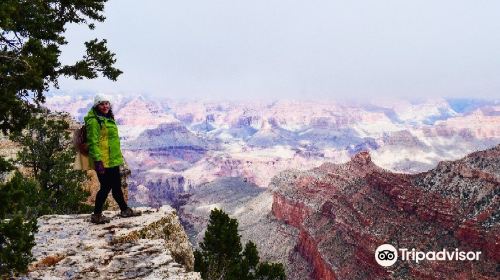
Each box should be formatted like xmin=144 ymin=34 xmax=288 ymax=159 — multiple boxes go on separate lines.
xmin=24 ymin=206 xmax=200 ymax=280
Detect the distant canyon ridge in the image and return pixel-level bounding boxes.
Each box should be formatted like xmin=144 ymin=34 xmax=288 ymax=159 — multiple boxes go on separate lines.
xmin=45 ymin=94 xmax=498 ymax=189
xmin=43 ymin=94 xmax=499 ymax=206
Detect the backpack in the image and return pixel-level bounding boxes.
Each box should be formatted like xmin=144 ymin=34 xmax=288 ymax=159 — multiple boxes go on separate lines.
xmin=73 ymin=117 xmax=103 ymax=155
xmin=73 ymin=124 xmax=89 ymax=155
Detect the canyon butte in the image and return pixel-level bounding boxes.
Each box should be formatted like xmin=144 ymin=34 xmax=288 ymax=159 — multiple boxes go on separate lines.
xmin=270 ymin=144 xmax=499 ymax=279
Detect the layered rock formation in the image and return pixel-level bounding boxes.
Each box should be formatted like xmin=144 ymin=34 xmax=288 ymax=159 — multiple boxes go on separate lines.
xmin=25 ymin=206 xmax=200 ymax=280
xmin=271 ymin=145 xmax=499 ymax=279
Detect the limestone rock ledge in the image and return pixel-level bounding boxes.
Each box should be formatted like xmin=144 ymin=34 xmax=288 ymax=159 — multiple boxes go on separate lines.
xmin=24 ymin=206 xmax=201 ymax=280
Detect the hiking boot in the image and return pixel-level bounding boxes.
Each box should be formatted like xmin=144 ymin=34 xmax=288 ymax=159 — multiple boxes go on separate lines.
xmin=90 ymin=213 xmax=111 ymax=224
xmin=120 ymin=207 xmax=142 ymax=218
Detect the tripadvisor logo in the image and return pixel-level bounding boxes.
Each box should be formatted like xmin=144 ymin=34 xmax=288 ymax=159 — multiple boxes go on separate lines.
xmin=375 ymin=244 xmax=482 ymax=267
xmin=375 ymin=244 xmax=398 ymax=267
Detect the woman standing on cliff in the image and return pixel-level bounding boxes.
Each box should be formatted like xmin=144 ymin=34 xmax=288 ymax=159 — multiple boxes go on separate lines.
xmin=86 ymin=95 xmax=140 ymax=224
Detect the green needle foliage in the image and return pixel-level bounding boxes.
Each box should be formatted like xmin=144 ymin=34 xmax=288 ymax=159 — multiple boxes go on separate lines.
xmin=10 ymin=109 xmax=93 ymax=215
xmin=0 ymin=215 xmax=37 ymax=276
xmin=0 ymin=0 xmax=122 ymax=134
xmin=194 ymin=209 xmax=286 ymax=280
xmin=0 ymin=170 xmax=38 ymax=277
xmin=0 ymin=0 xmax=121 ymax=276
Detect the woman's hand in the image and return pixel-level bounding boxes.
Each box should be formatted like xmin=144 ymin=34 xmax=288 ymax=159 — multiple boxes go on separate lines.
xmin=94 ymin=161 xmax=105 ymax=174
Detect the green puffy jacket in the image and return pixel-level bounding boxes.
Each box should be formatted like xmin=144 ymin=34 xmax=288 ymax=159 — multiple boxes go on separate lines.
xmin=84 ymin=108 xmax=124 ymax=168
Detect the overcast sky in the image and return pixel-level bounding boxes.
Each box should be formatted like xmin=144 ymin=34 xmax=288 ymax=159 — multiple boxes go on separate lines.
xmin=58 ymin=0 xmax=500 ymax=101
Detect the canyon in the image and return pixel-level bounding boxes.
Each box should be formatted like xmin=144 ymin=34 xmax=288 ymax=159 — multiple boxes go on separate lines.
xmin=179 ymin=145 xmax=499 ymax=279
xmin=268 ymin=145 xmax=499 ymax=279
xmin=38 ymin=94 xmax=499 ymax=279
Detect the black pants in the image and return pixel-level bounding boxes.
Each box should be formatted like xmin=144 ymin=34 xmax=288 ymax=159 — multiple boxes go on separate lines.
xmin=94 ymin=166 xmax=128 ymax=214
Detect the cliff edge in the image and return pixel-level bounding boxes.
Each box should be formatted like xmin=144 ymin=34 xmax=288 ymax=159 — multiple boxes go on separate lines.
xmin=25 ymin=206 xmax=200 ymax=279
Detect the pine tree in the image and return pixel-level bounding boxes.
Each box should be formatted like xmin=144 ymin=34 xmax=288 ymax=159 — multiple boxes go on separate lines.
xmin=0 ymin=167 xmax=38 ymax=277
xmin=255 ymin=263 xmax=286 ymax=280
xmin=0 ymin=215 xmax=37 ymax=276
xmin=195 ymin=208 xmax=242 ymax=279
xmin=1 ymin=0 xmax=122 ymax=134
xmin=194 ymin=209 xmax=286 ymax=280
xmin=10 ymin=110 xmax=92 ymax=215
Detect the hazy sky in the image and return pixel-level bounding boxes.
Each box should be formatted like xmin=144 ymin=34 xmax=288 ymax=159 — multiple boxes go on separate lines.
xmin=58 ymin=0 xmax=500 ymax=101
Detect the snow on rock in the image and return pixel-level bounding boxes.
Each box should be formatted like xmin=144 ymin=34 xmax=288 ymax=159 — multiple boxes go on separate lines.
xmin=432 ymin=108 xmax=500 ymax=139
xmin=270 ymin=145 xmax=500 ymax=280
xmin=25 ymin=206 xmax=200 ymax=280
xmin=127 ymin=122 xmax=207 ymax=150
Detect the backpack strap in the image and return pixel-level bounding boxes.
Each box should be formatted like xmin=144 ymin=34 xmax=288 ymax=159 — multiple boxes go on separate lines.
xmin=89 ymin=108 xmax=104 ymax=129
xmin=96 ymin=116 xmax=103 ymax=129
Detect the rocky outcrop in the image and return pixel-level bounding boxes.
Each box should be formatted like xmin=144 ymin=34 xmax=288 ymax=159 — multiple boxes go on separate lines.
xmin=25 ymin=206 xmax=200 ymax=280
xmin=271 ymin=193 xmax=310 ymax=228
xmin=271 ymin=146 xmax=500 ymax=280
xmin=0 ymin=135 xmax=21 ymax=182
xmin=127 ymin=122 xmax=208 ymax=150
xmin=0 ymin=135 xmax=20 ymax=160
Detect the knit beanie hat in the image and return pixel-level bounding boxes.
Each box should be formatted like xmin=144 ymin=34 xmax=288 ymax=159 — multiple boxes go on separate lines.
xmin=93 ymin=94 xmax=111 ymax=107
